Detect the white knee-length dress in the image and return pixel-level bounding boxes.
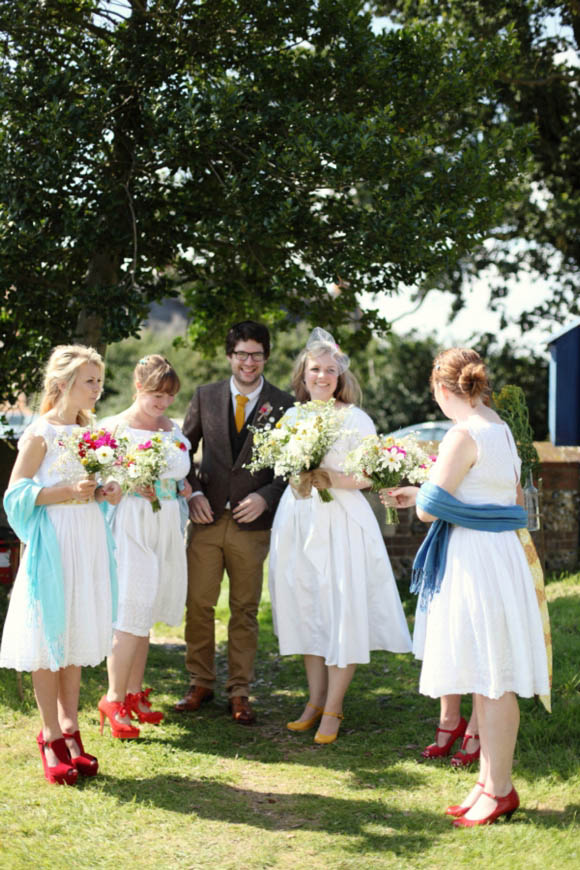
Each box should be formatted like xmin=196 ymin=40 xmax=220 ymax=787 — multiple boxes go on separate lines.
xmin=269 ymin=405 xmax=412 ymax=667
xmin=0 ymin=419 xmax=114 ymax=672
xmin=101 ymin=422 xmax=191 ymax=636
xmin=415 ymin=416 xmax=550 ymax=700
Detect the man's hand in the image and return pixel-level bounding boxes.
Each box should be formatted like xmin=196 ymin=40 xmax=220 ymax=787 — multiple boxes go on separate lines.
xmin=232 ymin=493 xmax=267 ymax=523
xmin=189 ymin=493 xmax=214 ymax=524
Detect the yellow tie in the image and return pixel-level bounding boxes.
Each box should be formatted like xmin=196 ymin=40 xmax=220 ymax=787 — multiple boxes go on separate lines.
xmin=235 ymin=394 xmax=249 ymax=433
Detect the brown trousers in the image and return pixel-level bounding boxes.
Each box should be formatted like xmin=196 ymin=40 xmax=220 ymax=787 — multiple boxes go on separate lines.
xmin=184 ymin=511 xmax=271 ymax=696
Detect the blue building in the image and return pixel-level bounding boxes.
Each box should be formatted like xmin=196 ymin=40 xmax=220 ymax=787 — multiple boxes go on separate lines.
xmin=548 ymin=319 xmax=580 ymax=446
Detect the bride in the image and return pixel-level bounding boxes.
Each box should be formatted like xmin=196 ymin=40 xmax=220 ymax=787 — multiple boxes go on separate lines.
xmin=268 ymin=329 xmax=412 ymax=744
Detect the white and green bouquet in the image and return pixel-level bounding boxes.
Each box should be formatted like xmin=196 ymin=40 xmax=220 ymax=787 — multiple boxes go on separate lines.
xmin=343 ymin=433 xmax=436 ymax=523
xmin=117 ymin=432 xmax=188 ymax=512
xmin=245 ymin=399 xmax=349 ymax=503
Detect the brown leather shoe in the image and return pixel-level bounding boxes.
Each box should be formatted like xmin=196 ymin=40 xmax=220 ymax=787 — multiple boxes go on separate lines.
xmin=228 ymin=695 xmax=256 ymax=725
xmin=174 ymin=685 xmax=214 ymax=713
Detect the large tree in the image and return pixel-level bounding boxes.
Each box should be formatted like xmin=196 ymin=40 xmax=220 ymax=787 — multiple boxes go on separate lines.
xmin=376 ymin=1 xmax=580 ymax=332
xmin=1 ymin=0 xmax=530 ymax=404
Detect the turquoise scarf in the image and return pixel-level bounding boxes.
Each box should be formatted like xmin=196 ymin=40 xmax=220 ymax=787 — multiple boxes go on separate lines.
xmin=3 ymin=478 xmax=65 ymax=668
xmin=4 ymin=479 xmax=118 ymax=669
xmin=411 ymin=481 xmax=527 ymax=610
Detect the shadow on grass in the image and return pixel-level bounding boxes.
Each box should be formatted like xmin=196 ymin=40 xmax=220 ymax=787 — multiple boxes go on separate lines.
xmin=89 ymin=771 xmax=443 ymax=855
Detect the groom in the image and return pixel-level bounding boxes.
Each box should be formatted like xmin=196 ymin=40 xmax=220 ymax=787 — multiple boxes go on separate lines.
xmin=175 ymin=321 xmax=293 ymax=724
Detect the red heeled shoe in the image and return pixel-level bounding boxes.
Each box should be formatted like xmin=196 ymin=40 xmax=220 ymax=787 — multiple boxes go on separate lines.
xmin=421 ymin=716 xmax=467 ymax=758
xmin=36 ymin=732 xmax=78 ymax=786
xmin=451 ymin=732 xmax=480 ymax=767
xmin=98 ymin=695 xmax=140 ymax=739
xmin=63 ymin=730 xmax=99 ymax=777
xmin=445 ymin=781 xmax=484 ymax=817
xmin=453 ymin=787 xmax=520 ymax=827
xmin=125 ymin=688 xmax=164 ymax=725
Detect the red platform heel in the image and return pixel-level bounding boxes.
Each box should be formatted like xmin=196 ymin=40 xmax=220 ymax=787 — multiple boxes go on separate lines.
xmin=421 ymin=716 xmax=467 ymax=759
xmin=36 ymin=732 xmax=78 ymax=786
xmin=453 ymin=787 xmax=520 ymax=827
xmin=98 ymin=695 xmax=140 ymax=739
xmin=125 ymin=688 xmax=164 ymax=725
xmin=451 ymin=732 xmax=481 ymax=767
xmin=445 ymin=781 xmax=484 ymax=817
xmin=63 ymin=730 xmax=99 ymax=777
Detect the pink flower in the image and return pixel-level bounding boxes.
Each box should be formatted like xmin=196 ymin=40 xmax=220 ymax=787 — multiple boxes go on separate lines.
xmin=138 ymin=440 xmax=153 ymax=450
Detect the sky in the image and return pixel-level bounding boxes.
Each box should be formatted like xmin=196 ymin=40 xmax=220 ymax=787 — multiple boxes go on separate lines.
xmin=360 ymin=279 xmax=554 ymax=357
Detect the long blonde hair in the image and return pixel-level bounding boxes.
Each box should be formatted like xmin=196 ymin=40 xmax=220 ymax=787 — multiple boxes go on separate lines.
xmin=39 ymin=344 xmax=104 ymax=426
xmin=291 ymin=349 xmax=362 ymax=405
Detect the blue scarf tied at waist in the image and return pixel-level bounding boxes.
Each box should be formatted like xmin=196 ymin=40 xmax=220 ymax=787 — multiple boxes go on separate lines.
xmin=411 ymin=481 xmax=527 ymax=611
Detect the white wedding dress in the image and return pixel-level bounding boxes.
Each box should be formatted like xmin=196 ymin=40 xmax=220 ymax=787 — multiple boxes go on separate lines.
xmin=100 ymin=420 xmax=191 ymax=635
xmin=269 ymin=405 xmax=412 ymax=666
xmin=415 ymin=416 xmax=550 ymax=700
xmin=0 ymin=419 xmax=114 ymax=671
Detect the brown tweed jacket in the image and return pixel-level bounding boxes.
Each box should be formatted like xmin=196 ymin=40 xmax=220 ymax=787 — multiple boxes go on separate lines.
xmin=183 ymin=378 xmax=294 ymax=531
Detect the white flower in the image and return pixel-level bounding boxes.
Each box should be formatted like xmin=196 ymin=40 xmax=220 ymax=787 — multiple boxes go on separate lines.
xmin=95 ymin=445 xmax=115 ymax=463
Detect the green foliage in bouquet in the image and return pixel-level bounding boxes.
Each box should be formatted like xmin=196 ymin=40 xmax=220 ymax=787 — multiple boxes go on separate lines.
xmin=492 ymin=385 xmax=540 ymax=482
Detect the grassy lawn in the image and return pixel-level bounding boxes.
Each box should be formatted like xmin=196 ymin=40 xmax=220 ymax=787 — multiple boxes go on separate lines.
xmin=0 ymin=572 xmax=578 ymax=870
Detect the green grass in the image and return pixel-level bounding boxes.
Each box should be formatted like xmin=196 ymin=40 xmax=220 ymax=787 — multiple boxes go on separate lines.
xmin=0 ymin=574 xmax=579 ymax=870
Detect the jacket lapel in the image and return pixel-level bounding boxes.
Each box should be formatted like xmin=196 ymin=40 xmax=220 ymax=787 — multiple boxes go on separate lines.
xmin=233 ymin=380 xmax=272 ymax=470
xmin=210 ymin=380 xmax=234 ymax=467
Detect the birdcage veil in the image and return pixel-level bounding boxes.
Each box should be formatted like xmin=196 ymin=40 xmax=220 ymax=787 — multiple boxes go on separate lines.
xmin=304 ymin=327 xmax=350 ymax=374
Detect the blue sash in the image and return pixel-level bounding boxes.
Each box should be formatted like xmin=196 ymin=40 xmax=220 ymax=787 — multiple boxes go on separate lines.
xmin=411 ymin=481 xmax=527 ymax=610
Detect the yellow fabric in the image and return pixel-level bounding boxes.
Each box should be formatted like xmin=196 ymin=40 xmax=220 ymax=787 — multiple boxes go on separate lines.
xmin=235 ymin=394 xmax=249 ymax=433
xmin=516 ymin=528 xmax=552 ymax=713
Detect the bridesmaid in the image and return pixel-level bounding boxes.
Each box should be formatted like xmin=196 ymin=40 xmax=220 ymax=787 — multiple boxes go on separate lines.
xmin=98 ymin=355 xmax=191 ymax=738
xmin=386 ymin=348 xmax=549 ymax=825
xmin=0 ymin=345 xmax=120 ymax=784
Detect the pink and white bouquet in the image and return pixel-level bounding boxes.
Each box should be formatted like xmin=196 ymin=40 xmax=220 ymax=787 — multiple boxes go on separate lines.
xmin=245 ymin=399 xmax=349 ymax=502
xmin=118 ymin=433 xmax=187 ymax=512
xmin=56 ymin=427 xmax=124 ymax=481
xmin=343 ymin=433 xmax=436 ymax=524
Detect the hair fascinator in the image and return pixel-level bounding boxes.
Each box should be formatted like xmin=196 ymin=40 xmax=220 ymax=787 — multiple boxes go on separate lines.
xmin=305 ymin=327 xmax=350 ymax=374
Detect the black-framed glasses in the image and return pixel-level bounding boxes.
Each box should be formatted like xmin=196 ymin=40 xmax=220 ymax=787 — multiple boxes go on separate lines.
xmin=231 ymin=351 xmax=266 ymax=361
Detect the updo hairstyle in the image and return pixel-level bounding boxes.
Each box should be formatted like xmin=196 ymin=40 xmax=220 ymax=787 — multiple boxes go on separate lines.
xmin=430 ymin=347 xmax=491 ymax=406
xmin=39 ymin=344 xmax=104 ymax=427
xmin=134 ymin=354 xmax=180 ymax=395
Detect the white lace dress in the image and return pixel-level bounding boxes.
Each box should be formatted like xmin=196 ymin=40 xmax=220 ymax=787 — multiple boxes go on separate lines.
xmin=269 ymin=406 xmax=412 ymax=666
xmin=0 ymin=419 xmax=114 ymax=671
xmin=100 ymin=421 xmax=191 ymax=635
xmin=415 ymin=416 xmax=550 ymax=700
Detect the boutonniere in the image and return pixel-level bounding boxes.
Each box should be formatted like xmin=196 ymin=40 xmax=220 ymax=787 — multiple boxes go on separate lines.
xmin=255 ymin=402 xmax=273 ymax=425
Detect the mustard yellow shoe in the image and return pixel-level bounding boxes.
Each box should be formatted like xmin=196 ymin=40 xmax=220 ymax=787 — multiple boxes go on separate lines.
xmin=287 ymin=703 xmax=324 ymax=732
xmin=314 ymin=710 xmax=344 ymax=745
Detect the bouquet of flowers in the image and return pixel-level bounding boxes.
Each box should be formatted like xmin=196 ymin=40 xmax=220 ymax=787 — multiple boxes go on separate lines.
xmin=245 ymin=399 xmax=349 ymax=503
xmin=343 ymin=433 xmax=436 ymax=524
xmin=118 ymin=433 xmax=187 ymax=512
xmin=56 ymin=427 xmax=124 ymax=481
